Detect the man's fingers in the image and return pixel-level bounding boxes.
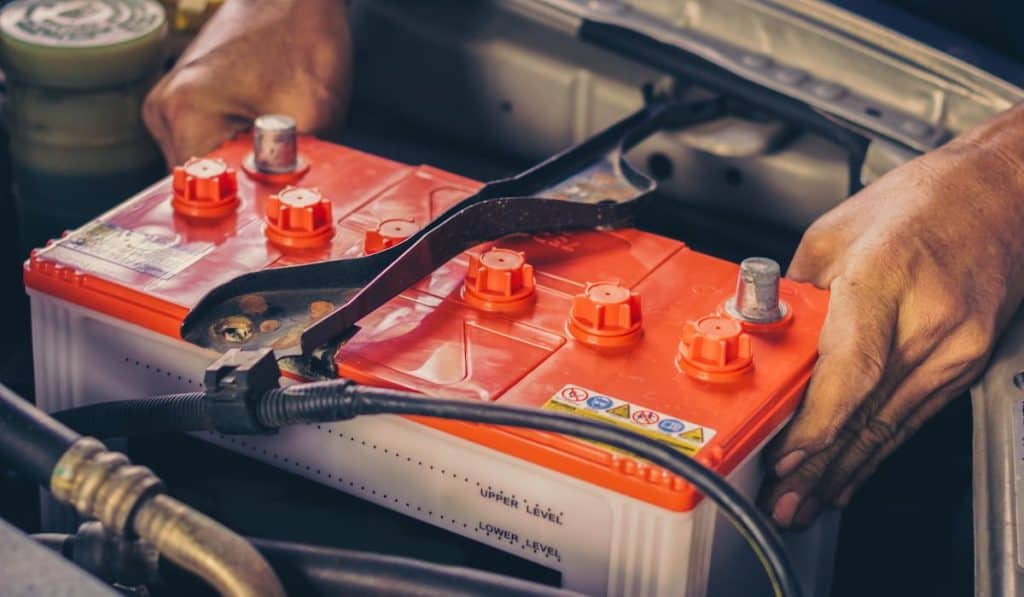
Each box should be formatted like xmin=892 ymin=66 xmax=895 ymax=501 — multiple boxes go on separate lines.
xmin=759 ymin=431 xmax=847 ymax=527
xmin=811 ymin=362 xmax=954 ymax=503
xmin=142 ymin=85 xmax=177 ymax=169
xmin=169 ymin=112 xmax=249 ymax=166
xmin=833 ymin=352 xmax=986 ymax=508
xmin=766 ymin=275 xmax=898 ymax=474
xmin=812 ymin=322 xmax=987 ymax=502
xmin=833 ymin=380 xmax=969 ymax=508
xmin=143 ymin=64 xmax=254 ymax=167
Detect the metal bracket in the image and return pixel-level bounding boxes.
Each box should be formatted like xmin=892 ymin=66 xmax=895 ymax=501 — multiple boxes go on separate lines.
xmin=181 ymin=98 xmax=730 ymax=356
xmin=528 ymin=0 xmax=948 ymax=152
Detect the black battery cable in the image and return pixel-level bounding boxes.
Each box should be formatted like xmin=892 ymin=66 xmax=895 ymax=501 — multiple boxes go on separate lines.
xmin=54 ymin=375 xmax=804 ymax=597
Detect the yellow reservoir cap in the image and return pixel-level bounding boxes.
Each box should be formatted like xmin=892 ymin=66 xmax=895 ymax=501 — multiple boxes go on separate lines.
xmin=162 ymin=0 xmax=223 ymax=33
xmin=0 ymin=0 xmax=167 ymax=89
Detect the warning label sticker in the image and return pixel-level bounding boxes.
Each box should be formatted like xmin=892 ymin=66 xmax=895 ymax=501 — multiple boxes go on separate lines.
xmin=56 ymin=222 xmax=210 ymax=280
xmin=542 ymin=384 xmax=716 ymax=457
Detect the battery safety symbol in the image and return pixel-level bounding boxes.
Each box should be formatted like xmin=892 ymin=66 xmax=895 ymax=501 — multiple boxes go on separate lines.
xmin=560 ymin=387 xmax=589 ymax=402
xmin=631 ymin=409 xmax=660 ymax=426
xmin=607 ymin=403 xmax=630 ymax=418
xmin=544 ymin=385 xmax=718 ymax=457
xmin=657 ymin=419 xmax=686 ymax=434
xmin=680 ymin=427 xmax=705 ymax=443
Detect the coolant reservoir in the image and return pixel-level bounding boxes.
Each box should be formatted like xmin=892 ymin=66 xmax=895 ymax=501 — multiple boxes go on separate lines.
xmin=0 ymin=0 xmax=168 ymax=254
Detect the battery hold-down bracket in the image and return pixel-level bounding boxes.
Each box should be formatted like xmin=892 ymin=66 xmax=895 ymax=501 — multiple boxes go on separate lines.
xmin=180 ymin=96 xmax=731 ymax=356
xmin=204 ymin=348 xmax=281 ymax=435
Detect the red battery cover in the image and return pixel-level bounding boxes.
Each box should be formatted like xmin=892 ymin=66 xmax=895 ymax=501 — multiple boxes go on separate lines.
xmin=23 ymin=134 xmax=829 ymax=512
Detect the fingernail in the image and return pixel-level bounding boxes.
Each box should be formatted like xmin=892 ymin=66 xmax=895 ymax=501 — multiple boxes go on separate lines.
xmin=794 ymin=496 xmax=821 ymax=528
xmin=774 ymin=450 xmax=806 ymax=477
xmin=772 ymin=491 xmax=802 ymax=527
xmin=836 ymin=484 xmax=856 ymax=508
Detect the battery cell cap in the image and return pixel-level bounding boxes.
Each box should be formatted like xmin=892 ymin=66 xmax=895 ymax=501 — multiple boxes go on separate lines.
xmin=568 ymin=282 xmax=642 ymax=348
xmin=463 ymin=248 xmax=536 ymax=312
xmin=171 ymin=157 xmax=239 ymax=219
xmin=677 ymin=316 xmax=753 ymax=382
xmin=364 ymin=218 xmax=418 ymax=255
xmin=264 ymin=186 xmax=335 ymax=249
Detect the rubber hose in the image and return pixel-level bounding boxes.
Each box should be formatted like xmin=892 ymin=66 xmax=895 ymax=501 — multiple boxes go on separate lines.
xmin=0 ymin=382 xmax=80 ymax=485
xmin=53 ymin=393 xmax=210 ymax=438
xmin=158 ymin=537 xmax=576 ymax=597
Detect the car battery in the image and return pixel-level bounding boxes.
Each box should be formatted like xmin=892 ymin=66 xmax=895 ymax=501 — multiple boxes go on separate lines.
xmin=26 ymin=130 xmax=836 ymax=597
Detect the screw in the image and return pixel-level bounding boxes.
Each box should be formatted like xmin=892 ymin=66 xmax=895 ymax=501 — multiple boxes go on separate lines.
xmin=811 ymin=82 xmax=847 ymax=101
xmin=726 ymin=257 xmax=787 ymax=323
xmin=741 ymin=54 xmax=772 ymax=69
xmin=212 ymin=316 xmax=254 ymax=344
xmin=253 ymin=114 xmax=298 ymax=173
xmin=774 ymin=68 xmax=808 ymax=85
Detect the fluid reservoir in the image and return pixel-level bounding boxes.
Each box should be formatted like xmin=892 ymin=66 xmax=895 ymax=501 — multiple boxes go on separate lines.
xmin=0 ymin=0 xmax=168 ymax=255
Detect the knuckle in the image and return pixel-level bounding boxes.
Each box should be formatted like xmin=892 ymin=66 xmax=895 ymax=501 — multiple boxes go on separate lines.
xmin=793 ymin=224 xmax=835 ymax=268
xmin=792 ymin=451 xmax=829 ymax=484
xmin=142 ymin=84 xmax=167 ymax=126
xmin=151 ymin=72 xmax=204 ymax=121
xmin=923 ymin=293 xmax=968 ymax=327
xmin=955 ymin=319 xmax=996 ymax=364
xmin=849 ymin=343 xmax=887 ymax=387
xmin=861 ymin=417 xmax=900 ymax=448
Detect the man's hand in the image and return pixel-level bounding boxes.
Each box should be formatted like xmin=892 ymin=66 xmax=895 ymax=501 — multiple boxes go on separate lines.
xmin=143 ymin=0 xmax=352 ymax=168
xmin=762 ymin=105 xmax=1024 ymax=528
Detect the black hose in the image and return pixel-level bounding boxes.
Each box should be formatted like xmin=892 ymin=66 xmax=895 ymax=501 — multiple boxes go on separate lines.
xmin=257 ymin=381 xmax=802 ymax=597
xmin=34 ymin=531 xmax=573 ymax=597
xmin=52 ymin=380 xmax=804 ymax=596
xmin=52 ymin=393 xmax=210 ymax=438
xmin=0 ymin=382 xmax=80 ymax=485
xmin=32 ymin=533 xmax=73 ymax=557
xmin=161 ymin=537 xmax=577 ymax=597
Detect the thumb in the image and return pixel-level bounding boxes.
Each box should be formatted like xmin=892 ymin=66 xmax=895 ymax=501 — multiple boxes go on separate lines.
xmin=766 ymin=275 xmax=897 ymax=475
